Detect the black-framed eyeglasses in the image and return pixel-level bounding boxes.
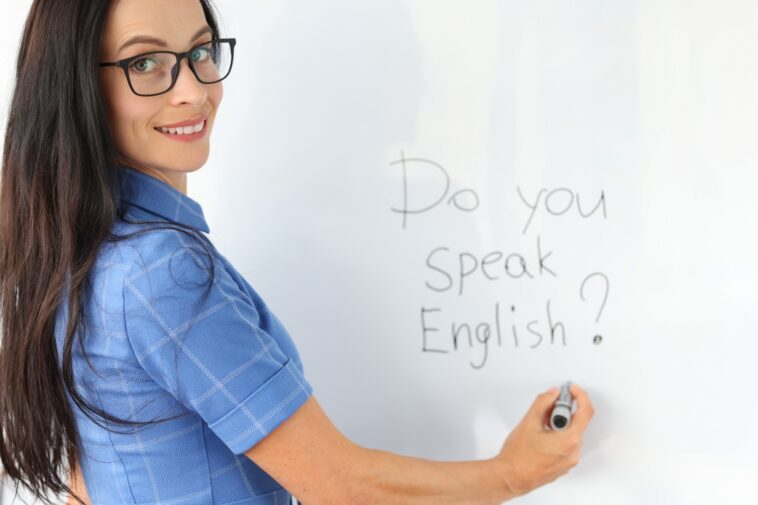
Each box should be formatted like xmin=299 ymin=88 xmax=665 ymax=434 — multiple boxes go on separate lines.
xmin=99 ymin=38 xmax=236 ymax=97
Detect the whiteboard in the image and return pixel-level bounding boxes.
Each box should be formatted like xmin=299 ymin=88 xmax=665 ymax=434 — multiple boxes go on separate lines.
xmin=198 ymin=1 xmax=758 ymax=503
xmin=3 ymin=1 xmax=758 ymax=504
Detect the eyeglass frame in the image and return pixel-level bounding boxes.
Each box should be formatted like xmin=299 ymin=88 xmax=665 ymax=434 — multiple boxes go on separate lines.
xmin=98 ymin=37 xmax=237 ymax=97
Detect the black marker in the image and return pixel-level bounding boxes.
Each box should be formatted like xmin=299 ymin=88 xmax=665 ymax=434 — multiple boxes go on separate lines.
xmin=550 ymin=381 xmax=575 ymax=431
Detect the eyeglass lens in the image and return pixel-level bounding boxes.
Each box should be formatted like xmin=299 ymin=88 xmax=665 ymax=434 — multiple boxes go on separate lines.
xmin=128 ymin=40 xmax=233 ymax=95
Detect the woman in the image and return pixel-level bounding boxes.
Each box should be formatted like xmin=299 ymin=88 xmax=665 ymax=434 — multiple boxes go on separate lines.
xmin=0 ymin=1 xmax=595 ymax=504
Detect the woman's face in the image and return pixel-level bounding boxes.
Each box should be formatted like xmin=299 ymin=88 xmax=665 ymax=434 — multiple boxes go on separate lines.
xmin=99 ymin=0 xmax=223 ymax=190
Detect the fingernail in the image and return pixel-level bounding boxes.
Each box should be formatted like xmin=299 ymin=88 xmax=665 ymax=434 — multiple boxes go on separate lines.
xmin=547 ymin=387 xmax=559 ymax=395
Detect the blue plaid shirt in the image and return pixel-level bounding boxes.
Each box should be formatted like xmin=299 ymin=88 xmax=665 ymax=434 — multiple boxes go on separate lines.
xmin=55 ymin=166 xmax=313 ymax=504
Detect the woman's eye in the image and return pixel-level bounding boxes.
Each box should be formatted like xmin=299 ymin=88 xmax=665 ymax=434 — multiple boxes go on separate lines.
xmin=191 ymin=47 xmax=211 ymax=63
xmin=130 ymin=57 xmax=158 ymax=73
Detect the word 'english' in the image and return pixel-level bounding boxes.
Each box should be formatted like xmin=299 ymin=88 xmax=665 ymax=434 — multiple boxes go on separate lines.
xmin=421 ymin=301 xmax=567 ymax=370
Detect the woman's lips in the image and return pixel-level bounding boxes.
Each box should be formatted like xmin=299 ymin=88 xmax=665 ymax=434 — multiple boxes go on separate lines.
xmin=157 ymin=114 xmax=208 ymax=129
xmin=154 ymin=120 xmax=208 ymax=142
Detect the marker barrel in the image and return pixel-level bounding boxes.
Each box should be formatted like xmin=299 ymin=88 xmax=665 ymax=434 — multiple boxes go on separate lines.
xmin=549 ymin=382 xmax=574 ymax=431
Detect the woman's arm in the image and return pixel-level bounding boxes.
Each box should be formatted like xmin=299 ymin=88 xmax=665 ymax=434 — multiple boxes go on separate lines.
xmin=66 ymin=463 xmax=91 ymax=505
xmin=248 ymin=395 xmax=506 ymax=505
xmin=246 ymin=386 xmax=594 ymax=505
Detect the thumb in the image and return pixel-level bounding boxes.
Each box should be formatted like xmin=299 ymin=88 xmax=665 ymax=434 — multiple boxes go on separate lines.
xmin=527 ymin=387 xmax=560 ymax=425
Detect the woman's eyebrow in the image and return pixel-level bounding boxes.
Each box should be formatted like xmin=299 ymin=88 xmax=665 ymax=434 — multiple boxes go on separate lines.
xmin=117 ymin=26 xmax=213 ymax=54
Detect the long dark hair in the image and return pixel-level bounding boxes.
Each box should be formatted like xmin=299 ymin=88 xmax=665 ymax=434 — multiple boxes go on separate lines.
xmin=0 ymin=1 xmax=221 ymax=503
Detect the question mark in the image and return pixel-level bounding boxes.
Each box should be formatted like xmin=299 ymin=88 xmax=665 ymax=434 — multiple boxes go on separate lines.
xmin=580 ymin=272 xmax=609 ymax=345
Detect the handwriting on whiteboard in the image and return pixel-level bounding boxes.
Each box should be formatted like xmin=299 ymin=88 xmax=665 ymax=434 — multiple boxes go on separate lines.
xmin=390 ymin=152 xmax=610 ymax=370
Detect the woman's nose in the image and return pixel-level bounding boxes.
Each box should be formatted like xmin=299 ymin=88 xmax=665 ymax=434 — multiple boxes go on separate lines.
xmin=169 ymin=58 xmax=208 ymax=105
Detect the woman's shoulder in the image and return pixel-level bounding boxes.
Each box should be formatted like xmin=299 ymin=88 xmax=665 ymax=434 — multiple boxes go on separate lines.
xmin=100 ymin=214 xmax=266 ymax=317
xmin=104 ymin=216 xmax=216 ymax=273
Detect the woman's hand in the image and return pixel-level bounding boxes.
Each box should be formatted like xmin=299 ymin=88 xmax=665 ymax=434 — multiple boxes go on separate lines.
xmin=495 ymin=383 xmax=595 ymax=498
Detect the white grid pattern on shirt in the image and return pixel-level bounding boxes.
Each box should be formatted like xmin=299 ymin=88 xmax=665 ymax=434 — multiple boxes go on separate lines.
xmin=106 ymin=174 xmax=309 ymax=502
xmin=174 ymin=237 xmax=310 ymax=499
xmin=120 ymin=233 xmax=309 ymax=501
xmin=124 ymin=277 xmax=270 ymax=439
xmin=99 ymin=262 xmax=138 ymax=505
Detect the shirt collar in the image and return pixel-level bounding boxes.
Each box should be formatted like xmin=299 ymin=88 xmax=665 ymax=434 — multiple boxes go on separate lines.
xmin=117 ymin=166 xmax=210 ymax=233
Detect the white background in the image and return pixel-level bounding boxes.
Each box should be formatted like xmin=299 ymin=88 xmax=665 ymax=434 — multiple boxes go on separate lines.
xmin=2 ymin=1 xmax=758 ymax=504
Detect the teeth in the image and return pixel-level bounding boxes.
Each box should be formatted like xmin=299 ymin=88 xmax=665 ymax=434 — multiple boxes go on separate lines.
xmin=159 ymin=120 xmax=204 ymax=135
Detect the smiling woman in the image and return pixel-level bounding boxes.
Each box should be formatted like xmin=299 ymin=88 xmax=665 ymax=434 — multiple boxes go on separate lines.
xmin=0 ymin=1 xmax=594 ymax=505
xmin=96 ymin=0 xmax=226 ymax=192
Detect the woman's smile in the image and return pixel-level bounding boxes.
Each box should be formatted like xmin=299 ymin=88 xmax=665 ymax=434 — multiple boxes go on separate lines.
xmin=154 ymin=117 xmax=209 ymax=142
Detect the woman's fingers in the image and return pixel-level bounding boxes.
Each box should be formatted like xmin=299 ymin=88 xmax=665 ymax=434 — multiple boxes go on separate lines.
xmin=566 ymin=384 xmax=595 ymax=434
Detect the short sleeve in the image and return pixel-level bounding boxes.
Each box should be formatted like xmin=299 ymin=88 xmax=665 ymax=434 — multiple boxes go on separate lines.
xmin=122 ymin=230 xmax=313 ymax=454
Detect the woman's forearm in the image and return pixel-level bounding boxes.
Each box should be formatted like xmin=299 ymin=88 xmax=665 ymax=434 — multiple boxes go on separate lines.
xmin=348 ymin=447 xmax=515 ymax=505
